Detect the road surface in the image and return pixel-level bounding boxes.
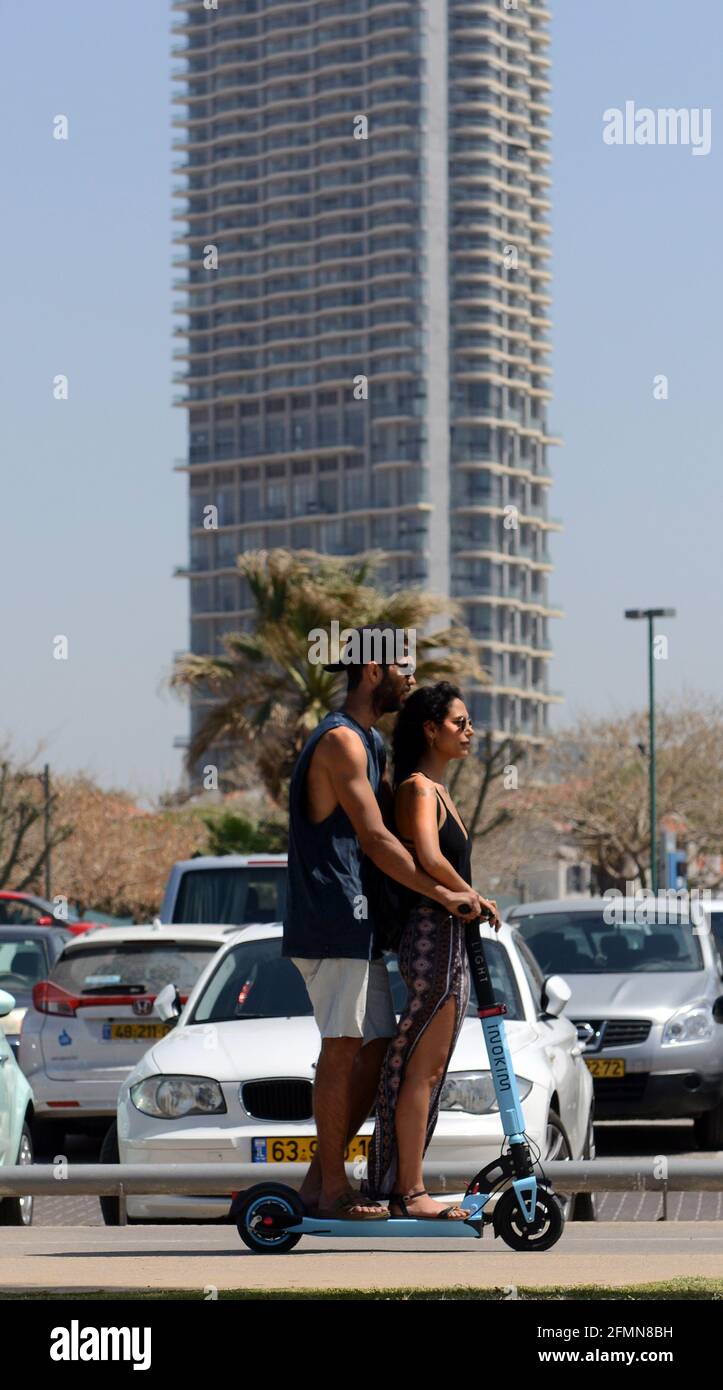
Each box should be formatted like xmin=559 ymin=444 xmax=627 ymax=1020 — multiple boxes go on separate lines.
xmin=1 ymin=1222 xmax=722 ymax=1293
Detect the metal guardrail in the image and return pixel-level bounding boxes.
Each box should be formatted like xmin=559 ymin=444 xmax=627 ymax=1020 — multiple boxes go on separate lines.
xmin=2 ymin=1159 xmax=723 ymax=1225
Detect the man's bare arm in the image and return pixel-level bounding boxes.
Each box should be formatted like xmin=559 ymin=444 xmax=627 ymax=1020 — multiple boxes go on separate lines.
xmin=376 ymin=770 xmax=395 ymax=828
xmin=320 ymin=729 xmax=482 ymax=917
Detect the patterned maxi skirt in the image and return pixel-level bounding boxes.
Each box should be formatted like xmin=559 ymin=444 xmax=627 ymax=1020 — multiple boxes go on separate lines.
xmin=365 ymin=901 xmax=471 ymax=1199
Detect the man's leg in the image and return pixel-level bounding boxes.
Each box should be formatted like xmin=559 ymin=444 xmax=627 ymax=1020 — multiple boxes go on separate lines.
xmin=292 ymin=956 xmax=393 ymax=1214
xmin=299 ymin=1036 xmax=388 ymax=1208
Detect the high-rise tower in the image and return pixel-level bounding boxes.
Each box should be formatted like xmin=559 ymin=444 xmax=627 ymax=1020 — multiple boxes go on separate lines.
xmin=172 ymin=1 xmax=561 ymax=768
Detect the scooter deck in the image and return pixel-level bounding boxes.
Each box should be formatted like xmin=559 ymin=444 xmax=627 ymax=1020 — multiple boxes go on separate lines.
xmin=283 ymin=1212 xmax=486 ymax=1239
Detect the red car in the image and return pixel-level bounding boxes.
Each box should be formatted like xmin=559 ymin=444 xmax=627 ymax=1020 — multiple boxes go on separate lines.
xmin=0 ymin=892 xmax=99 ymax=937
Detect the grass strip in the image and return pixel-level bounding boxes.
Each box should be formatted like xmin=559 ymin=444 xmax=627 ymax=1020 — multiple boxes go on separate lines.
xmin=1 ymin=1277 xmax=722 ymax=1301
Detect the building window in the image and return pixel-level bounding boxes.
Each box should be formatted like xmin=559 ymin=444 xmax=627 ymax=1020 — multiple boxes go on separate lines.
xmin=293 ymin=478 xmax=315 ymax=512
xmin=264 ymin=419 xmax=286 ymax=452
xmin=318 ymin=413 xmax=339 ymax=446
xmin=217 ymin=486 xmax=237 ymax=526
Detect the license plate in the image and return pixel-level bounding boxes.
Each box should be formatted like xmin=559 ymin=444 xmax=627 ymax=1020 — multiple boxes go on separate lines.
xmin=253 ymin=1136 xmax=371 ymax=1164
xmin=104 ymin=1023 xmax=170 ymax=1041
xmin=585 ymin=1057 xmax=626 ymax=1077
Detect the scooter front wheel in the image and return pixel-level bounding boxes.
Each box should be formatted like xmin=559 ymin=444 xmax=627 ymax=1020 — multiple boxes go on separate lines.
xmin=493 ymin=1186 xmax=564 ymax=1252
xmin=235 ymin=1184 xmax=304 ymax=1255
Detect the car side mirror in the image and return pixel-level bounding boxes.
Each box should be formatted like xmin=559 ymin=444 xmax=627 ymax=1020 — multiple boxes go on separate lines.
xmin=0 ymin=989 xmax=16 ymax=1018
xmin=541 ymin=974 xmax=571 ymax=1018
xmin=155 ymin=982 xmax=182 ymax=1024
xmin=712 ymin=996 xmax=723 ymax=1025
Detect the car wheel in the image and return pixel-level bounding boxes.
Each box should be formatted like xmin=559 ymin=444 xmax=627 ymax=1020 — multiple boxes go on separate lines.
xmin=694 ymin=1099 xmax=723 ymax=1151
xmin=99 ymin=1122 xmax=126 ymax=1226
xmin=544 ymin=1109 xmax=575 ymax=1219
xmin=570 ymin=1109 xmax=597 ymax=1222
xmin=0 ymin=1122 xmax=34 ymax=1227
xmin=30 ymin=1117 xmax=64 ymax=1157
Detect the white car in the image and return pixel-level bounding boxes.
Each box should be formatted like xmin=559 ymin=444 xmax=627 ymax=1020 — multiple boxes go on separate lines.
xmin=18 ymin=923 xmax=232 ymax=1148
xmin=0 ymin=988 xmax=35 ymax=1226
xmin=112 ymin=922 xmax=595 ymax=1224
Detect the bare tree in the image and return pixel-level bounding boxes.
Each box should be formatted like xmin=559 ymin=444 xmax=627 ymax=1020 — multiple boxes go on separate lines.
xmin=0 ymin=747 xmax=73 ymax=893
xmin=541 ymin=696 xmax=723 ymax=892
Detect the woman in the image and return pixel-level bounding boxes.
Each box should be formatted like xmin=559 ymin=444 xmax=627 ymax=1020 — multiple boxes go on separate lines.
xmin=366 ymin=682 xmax=500 ymax=1218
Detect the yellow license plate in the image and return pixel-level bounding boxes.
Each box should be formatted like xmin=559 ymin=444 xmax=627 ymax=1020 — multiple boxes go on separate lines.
xmin=585 ymin=1057 xmax=626 ymax=1077
xmin=258 ymin=1136 xmax=371 ymax=1164
xmin=109 ymin=1023 xmax=169 ymax=1040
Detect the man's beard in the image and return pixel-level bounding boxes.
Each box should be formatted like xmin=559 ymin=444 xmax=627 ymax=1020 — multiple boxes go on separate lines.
xmin=373 ymin=673 xmax=402 ymax=717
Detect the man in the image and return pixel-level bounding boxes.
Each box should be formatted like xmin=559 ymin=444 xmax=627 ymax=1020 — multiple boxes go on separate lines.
xmin=283 ymin=625 xmax=488 ymax=1220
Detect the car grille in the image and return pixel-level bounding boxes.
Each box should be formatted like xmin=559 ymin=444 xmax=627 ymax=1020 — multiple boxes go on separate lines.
xmin=241 ymin=1079 xmax=313 ymax=1121
xmin=574 ymin=1018 xmax=652 ymax=1048
xmin=593 ymin=1074 xmax=649 ymax=1102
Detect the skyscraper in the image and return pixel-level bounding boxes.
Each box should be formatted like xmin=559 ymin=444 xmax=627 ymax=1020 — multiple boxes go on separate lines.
xmin=172 ymin=0 xmax=561 ymax=768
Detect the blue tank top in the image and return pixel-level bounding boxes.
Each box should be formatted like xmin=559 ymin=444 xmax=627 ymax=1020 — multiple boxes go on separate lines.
xmin=282 ymin=711 xmax=386 ymax=961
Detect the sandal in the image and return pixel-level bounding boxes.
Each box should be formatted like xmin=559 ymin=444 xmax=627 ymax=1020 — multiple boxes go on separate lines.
xmin=389 ymin=1188 xmax=470 ymax=1221
xmin=315 ymin=1190 xmax=389 ymax=1221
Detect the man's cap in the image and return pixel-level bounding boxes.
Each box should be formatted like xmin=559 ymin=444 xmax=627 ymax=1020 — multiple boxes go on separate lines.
xmin=322 ymin=624 xmax=414 ymax=673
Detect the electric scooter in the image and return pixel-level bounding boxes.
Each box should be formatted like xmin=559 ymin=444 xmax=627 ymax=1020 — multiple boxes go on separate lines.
xmin=231 ymin=918 xmax=565 ymax=1254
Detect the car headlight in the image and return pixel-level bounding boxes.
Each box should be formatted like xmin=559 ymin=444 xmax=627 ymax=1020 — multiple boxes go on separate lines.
xmin=662 ymin=1003 xmax=715 ymax=1046
xmin=439 ymin=1070 xmax=534 ymax=1115
xmin=130 ymin=1075 xmax=227 ymax=1119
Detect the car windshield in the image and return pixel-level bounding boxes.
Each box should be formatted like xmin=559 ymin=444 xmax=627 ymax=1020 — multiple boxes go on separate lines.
xmin=512 ymin=912 xmax=705 ymax=974
xmin=0 ymin=936 xmax=50 ymax=1000
xmin=189 ymin=936 xmax=525 ymax=1023
xmin=171 ymin=867 xmax=287 ymax=926
xmin=710 ymin=912 xmax=723 ymax=965
xmin=52 ymin=943 xmax=218 ymax=995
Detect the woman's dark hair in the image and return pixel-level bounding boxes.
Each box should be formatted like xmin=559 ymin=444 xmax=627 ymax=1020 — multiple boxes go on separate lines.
xmin=392 ymin=682 xmax=462 ymax=790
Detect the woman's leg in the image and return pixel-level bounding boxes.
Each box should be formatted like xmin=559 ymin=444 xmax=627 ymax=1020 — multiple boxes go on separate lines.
xmin=365 ymin=908 xmax=469 ymax=1203
xmin=392 ymin=995 xmax=469 ymax=1218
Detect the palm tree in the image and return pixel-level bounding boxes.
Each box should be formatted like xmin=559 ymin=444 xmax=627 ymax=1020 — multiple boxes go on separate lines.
xmin=170 ymin=548 xmax=487 ymax=802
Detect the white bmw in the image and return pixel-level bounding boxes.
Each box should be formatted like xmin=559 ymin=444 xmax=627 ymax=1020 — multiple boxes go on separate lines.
xmin=111 ymin=922 xmax=595 ymax=1224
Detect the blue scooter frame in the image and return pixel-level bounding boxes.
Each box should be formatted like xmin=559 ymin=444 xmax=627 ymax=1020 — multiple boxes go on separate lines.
xmin=232 ymin=920 xmax=564 ymax=1254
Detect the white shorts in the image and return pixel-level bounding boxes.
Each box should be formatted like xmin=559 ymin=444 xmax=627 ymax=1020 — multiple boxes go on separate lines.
xmin=291 ymin=956 xmax=397 ymax=1042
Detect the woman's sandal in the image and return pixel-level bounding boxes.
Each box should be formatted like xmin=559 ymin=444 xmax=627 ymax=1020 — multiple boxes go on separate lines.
xmin=389 ymin=1188 xmax=470 ymax=1221
xmin=315 ymin=1190 xmax=389 ymax=1221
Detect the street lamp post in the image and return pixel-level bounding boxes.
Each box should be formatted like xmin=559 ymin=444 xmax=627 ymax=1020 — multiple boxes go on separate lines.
xmin=624 ymin=608 xmax=676 ymax=894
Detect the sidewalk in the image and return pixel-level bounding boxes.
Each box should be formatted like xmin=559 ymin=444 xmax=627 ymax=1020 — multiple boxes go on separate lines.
xmin=2 ymin=1223 xmax=723 ymax=1294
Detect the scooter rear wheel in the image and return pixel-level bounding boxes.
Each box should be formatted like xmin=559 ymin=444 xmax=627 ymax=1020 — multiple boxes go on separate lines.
xmin=235 ymin=1185 xmax=304 ymax=1254
xmin=493 ymin=1186 xmax=564 ymax=1252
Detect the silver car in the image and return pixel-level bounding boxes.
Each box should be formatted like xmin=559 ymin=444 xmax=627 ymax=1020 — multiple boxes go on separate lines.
xmin=508 ymin=897 xmax=723 ymax=1149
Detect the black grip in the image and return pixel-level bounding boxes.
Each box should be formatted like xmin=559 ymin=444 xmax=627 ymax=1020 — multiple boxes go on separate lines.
xmin=465 ymin=921 xmax=497 ymax=1011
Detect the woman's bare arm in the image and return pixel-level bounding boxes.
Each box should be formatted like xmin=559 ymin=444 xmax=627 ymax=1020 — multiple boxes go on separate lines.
xmin=398 ymin=775 xmax=501 ymax=930
xmin=396 ymin=777 xmax=473 ymax=895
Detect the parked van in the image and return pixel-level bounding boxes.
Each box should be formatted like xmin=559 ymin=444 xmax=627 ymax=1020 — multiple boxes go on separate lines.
xmin=159 ymin=854 xmax=288 ymax=928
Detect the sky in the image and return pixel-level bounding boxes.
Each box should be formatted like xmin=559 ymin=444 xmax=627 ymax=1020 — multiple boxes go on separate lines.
xmin=0 ymin=0 xmax=721 ymax=803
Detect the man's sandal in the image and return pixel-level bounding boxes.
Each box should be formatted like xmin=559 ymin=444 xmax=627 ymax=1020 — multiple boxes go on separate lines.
xmin=389 ymin=1188 xmax=470 ymax=1221
xmin=315 ymin=1191 xmax=389 ymax=1221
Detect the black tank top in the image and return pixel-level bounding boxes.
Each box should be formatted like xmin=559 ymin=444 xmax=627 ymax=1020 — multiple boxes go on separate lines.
xmin=283 ymin=711 xmax=387 ymax=960
xmin=397 ymin=777 xmax=472 ymax=906
xmin=434 ymin=788 xmax=472 ymax=886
